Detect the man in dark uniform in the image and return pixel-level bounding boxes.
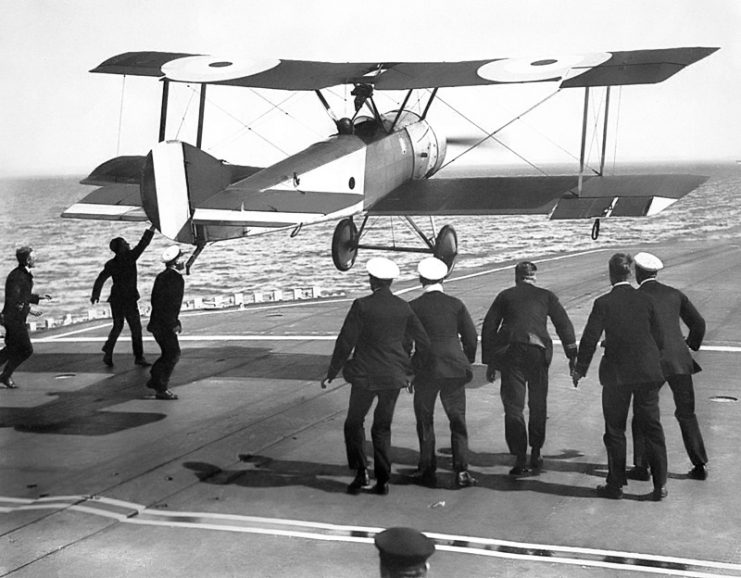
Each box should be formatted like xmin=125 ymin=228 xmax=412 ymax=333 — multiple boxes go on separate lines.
xmin=572 ymin=253 xmax=668 ymax=501
xmin=146 ymin=246 xmax=185 ymax=401
xmin=374 ymin=527 xmax=435 ymax=578
xmin=409 ymin=257 xmax=478 ymax=488
xmin=481 ymin=261 xmax=577 ymax=476
xmin=628 ymin=252 xmax=708 ymax=481
xmin=321 ymin=257 xmax=430 ymax=496
xmin=1 ymin=247 xmax=52 ymax=388
xmin=91 ymin=226 xmax=155 ymax=367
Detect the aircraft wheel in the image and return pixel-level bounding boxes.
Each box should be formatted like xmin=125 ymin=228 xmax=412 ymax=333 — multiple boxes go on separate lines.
xmin=331 ymin=218 xmax=359 ymax=271
xmin=434 ymin=224 xmax=458 ymax=274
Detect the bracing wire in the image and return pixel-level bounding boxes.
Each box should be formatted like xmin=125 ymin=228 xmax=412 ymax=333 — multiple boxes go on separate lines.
xmin=116 ymin=76 xmax=126 ymax=156
xmin=174 ymin=87 xmax=196 ymax=140
xmin=611 ymin=87 xmax=623 ymax=174
xmin=436 ymin=89 xmax=562 ymax=174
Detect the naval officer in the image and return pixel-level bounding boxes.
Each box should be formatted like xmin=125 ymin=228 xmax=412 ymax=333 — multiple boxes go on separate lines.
xmin=374 ymin=527 xmax=435 ymax=578
xmin=481 ymin=261 xmax=577 ymax=476
xmin=322 ymin=257 xmax=431 ymax=496
xmin=409 ymin=257 xmax=478 ymax=488
xmin=628 ymin=252 xmax=708 ymax=481
xmin=91 ymin=225 xmax=155 ymax=367
xmin=0 ymin=247 xmax=52 ymax=388
xmin=572 ymin=253 xmax=668 ymax=500
xmin=146 ymin=246 xmax=185 ymax=400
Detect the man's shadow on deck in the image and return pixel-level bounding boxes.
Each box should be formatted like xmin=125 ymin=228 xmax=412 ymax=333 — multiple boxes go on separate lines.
xmin=181 ymin=446 xmax=655 ymax=501
xmin=0 ymin=346 xmax=332 ymax=436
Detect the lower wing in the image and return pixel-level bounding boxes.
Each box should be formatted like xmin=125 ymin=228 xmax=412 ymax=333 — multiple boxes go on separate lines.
xmin=366 ymin=174 xmax=707 ymax=218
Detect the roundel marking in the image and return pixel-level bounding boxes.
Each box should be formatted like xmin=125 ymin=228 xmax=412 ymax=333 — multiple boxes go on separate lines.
xmin=162 ymin=55 xmax=281 ymax=82
xmin=477 ymin=52 xmax=612 ymax=82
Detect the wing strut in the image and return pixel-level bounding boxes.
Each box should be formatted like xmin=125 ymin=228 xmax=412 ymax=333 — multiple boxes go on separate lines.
xmin=599 ymin=87 xmax=611 ymax=176
xmin=196 ymin=83 xmax=207 ymax=149
xmin=420 ymin=88 xmax=439 ymax=120
xmin=578 ymin=87 xmax=590 ymax=196
xmin=158 ymin=79 xmax=170 ymax=142
xmin=389 ymin=90 xmax=413 ymax=132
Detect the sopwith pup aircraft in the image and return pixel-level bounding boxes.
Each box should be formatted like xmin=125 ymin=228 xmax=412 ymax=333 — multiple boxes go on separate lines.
xmin=63 ymin=47 xmax=718 ymax=272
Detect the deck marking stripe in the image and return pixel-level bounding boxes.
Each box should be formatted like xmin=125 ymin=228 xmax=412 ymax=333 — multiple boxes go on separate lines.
xmin=2 ymin=494 xmax=740 ymax=575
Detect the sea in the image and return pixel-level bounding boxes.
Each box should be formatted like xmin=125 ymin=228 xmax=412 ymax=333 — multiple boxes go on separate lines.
xmin=1 ymin=162 xmax=740 ymax=323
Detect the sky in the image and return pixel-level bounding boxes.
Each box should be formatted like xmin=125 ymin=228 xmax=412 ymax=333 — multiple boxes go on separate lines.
xmin=1 ymin=0 xmax=739 ymax=177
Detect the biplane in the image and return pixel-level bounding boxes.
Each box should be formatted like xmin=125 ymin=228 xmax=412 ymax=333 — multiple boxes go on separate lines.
xmin=62 ymin=47 xmax=718 ymax=272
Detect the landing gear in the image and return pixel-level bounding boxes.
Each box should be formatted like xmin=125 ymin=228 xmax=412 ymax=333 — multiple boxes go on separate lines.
xmin=331 ymin=217 xmax=359 ymax=271
xmin=330 ymin=216 xmax=458 ymax=274
xmin=433 ymin=224 xmax=458 ymax=274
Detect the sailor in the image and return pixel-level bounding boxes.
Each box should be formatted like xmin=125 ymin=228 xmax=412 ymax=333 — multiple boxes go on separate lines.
xmin=628 ymin=251 xmax=708 ymax=481
xmin=408 ymin=257 xmax=478 ymax=488
xmin=146 ymin=246 xmax=185 ymax=400
xmin=374 ymin=527 xmax=435 ymax=578
xmin=91 ymin=225 xmax=155 ymax=367
xmin=572 ymin=253 xmax=668 ymax=501
xmin=321 ymin=257 xmax=430 ymax=496
xmin=481 ymin=261 xmax=577 ymax=476
xmin=0 ymin=247 xmax=52 ymax=388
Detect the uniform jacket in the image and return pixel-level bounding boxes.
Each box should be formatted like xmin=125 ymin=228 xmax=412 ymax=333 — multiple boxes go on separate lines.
xmin=481 ymin=281 xmax=576 ymax=366
xmin=327 ymin=286 xmax=431 ymax=390
xmin=147 ymin=267 xmax=184 ymax=334
xmin=410 ymin=289 xmax=477 ymax=383
xmin=640 ymin=279 xmax=705 ymax=377
xmin=2 ymin=266 xmax=39 ymax=324
xmin=575 ymin=283 xmax=664 ymax=387
xmin=91 ymin=229 xmax=154 ymax=304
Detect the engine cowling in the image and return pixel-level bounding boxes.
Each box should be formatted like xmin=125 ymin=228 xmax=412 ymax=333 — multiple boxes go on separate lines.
xmin=382 ymin=111 xmax=447 ymax=180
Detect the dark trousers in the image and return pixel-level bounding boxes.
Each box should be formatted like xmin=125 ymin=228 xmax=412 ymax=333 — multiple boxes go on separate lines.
xmin=103 ymin=300 xmax=144 ymax=359
xmin=500 ymin=344 xmax=549 ymax=459
xmin=0 ymin=320 xmax=33 ymax=378
xmin=344 ymin=385 xmax=401 ymax=484
xmin=414 ymin=378 xmax=469 ymax=473
xmin=603 ymin=381 xmax=666 ymax=489
xmin=632 ymin=374 xmax=707 ymax=468
xmin=149 ymin=329 xmax=180 ymax=392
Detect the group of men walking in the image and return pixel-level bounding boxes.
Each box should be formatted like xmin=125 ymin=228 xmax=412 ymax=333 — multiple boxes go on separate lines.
xmin=1 ymin=228 xmax=186 ymax=401
xmin=323 ymin=251 xmax=708 ymax=502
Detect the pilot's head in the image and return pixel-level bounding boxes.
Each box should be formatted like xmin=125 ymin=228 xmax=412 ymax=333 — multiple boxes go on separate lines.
xmin=609 ymin=253 xmax=633 ymax=285
xmin=109 ymin=237 xmax=130 ymax=254
xmin=515 ymin=261 xmax=537 ymax=284
xmin=367 ymin=257 xmax=399 ymax=291
xmin=336 ymin=117 xmax=354 ymax=135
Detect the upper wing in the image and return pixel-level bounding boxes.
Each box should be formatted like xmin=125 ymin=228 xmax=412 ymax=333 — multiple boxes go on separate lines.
xmin=90 ymin=47 xmax=718 ymax=91
xmin=366 ymin=174 xmax=708 ymax=219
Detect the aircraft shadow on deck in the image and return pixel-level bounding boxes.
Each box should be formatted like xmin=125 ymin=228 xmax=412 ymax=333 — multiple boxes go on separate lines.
xmin=0 ymin=347 xmax=332 ymax=436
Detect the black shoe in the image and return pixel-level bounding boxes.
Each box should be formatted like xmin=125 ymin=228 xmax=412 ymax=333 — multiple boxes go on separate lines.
xmin=509 ymin=464 xmax=531 ymax=477
xmin=456 ymin=471 xmax=478 ymax=488
xmin=626 ymin=466 xmax=650 ymax=481
xmin=154 ymin=389 xmax=178 ymax=400
xmin=688 ymin=465 xmax=707 ymax=480
xmin=652 ymin=486 xmax=668 ymax=501
xmin=134 ymin=357 xmax=152 ymax=367
xmin=0 ymin=375 xmax=17 ymax=389
xmin=409 ymin=470 xmax=437 ymax=488
xmin=373 ymin=481 xmax=390 ymax=495
xmin=347 ymin=469 xmax=370 ymax=494
xmin=103 ymin=352 xmax=113 ymax=367
xmin=596 ymin=484 xmax=623 ymax=499
xmin=530 ymin=450 xmax=544 ymax=470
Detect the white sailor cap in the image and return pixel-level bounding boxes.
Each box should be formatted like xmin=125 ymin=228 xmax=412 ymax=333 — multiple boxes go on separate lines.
xmin=417 ymin=257 xmax=448 ymax=281
xmin=366 ymin=257 xmax=399 ymax=280
xmin=634 ymin=252 xmax=664 ymax=272
xmin=161 ymin=245 xmax=182 ymax=263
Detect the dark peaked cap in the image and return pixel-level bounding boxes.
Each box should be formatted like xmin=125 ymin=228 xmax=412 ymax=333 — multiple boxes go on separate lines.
xmin=374 ymin=527 xmax=435 ymax=570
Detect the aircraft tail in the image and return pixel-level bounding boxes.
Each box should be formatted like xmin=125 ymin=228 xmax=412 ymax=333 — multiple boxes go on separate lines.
xmin=141 ymin=141 xmax=261 ymax=243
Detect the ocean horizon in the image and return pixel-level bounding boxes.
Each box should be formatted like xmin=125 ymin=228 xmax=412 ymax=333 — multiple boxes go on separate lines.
xmin=2 ymin=161 xmax=740 ymax=324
